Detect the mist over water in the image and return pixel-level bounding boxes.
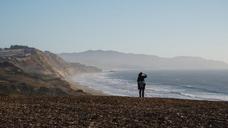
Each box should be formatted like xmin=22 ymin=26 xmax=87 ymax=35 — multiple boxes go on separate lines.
xmin=72 ymin=70 xmax=228 ymax=101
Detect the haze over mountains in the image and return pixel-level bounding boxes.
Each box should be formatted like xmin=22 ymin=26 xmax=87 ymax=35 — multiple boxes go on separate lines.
xmin=1 ymin=45 xmax=228 ymax=96
xmin=60 ymin=50 xmax=228 ymax=70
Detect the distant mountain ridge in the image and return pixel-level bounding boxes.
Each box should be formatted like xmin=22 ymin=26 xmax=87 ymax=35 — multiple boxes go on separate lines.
xmin=60 ymin=50 xmax=228 ymax=70
xmin=0 ymin=45 xmax=101 ymax=96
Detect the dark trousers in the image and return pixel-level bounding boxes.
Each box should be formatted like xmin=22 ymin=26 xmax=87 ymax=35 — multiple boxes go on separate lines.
xmin=139 ymin=89 xmax=145 ymax=98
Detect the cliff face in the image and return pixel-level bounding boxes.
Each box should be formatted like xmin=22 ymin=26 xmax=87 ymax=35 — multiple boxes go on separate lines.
xmin=0 ymin=61 xmax=79 ymax=96
xmin=0 ymin=47 xmax=69 ymax=78
xmin=0 ymin=45 xmax=100 ymax=96
xmin=0 ymin=46 xmax=101 ymax=78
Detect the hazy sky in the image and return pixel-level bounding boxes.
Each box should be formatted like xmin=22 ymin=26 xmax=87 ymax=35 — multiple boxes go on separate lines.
xmin=0 ymin=0 xmax=228 ymax=62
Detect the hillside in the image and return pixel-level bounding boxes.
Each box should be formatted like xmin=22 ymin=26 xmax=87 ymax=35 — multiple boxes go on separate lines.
xmin=60 ymin=50 xmax=228 ymax=70
xmin=0 ymin=45 xmax=101 ymax=96
xmin=0 ymin=45 xmax=101 ymax=78
xmin=0 ymin=61 xmax=83 ymax=96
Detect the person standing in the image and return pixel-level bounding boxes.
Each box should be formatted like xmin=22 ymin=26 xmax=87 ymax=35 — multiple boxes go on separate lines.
xmin=137 ymin=72 xmax=147 ymax=98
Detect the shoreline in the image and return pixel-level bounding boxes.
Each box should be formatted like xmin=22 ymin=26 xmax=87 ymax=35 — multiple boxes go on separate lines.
xmin=66 ymin=75 xmax=108 ymax=96
xmin=66 ymin=72 xmax=228 ymax=102
xmin=69 ymin=71 xmax=228 ymax=102
xmin=68 ymin=77 xmax=227 ymax=101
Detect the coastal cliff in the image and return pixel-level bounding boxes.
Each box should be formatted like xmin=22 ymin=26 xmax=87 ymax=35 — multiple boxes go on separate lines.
xmin=0 ymin=45 xmax=101 ymax=96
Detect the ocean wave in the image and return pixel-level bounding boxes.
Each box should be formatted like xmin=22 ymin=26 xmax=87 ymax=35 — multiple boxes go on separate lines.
xmin=71 ymin=72 xmax=228 ymax=101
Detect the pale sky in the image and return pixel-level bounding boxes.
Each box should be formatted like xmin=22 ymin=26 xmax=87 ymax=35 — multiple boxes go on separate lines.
xmin=0 ymin=0 xmax=228 ymax=62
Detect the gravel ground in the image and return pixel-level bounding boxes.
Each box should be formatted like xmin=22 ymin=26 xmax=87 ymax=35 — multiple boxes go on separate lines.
xmin=0 ymin=96 xmax=227 ymax=128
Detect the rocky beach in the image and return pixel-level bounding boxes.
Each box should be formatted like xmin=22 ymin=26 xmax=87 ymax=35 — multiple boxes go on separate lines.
xmin=0 ymin=96 xmax=227 ymax=128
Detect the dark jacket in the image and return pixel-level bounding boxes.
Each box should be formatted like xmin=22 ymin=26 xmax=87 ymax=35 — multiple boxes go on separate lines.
xmin=137 ymin=73 xmax=147 ymax=82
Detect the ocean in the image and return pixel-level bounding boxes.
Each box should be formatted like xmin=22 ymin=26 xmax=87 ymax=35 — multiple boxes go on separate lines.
xmin=72 ymin=70 xmax=228 ymax=101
